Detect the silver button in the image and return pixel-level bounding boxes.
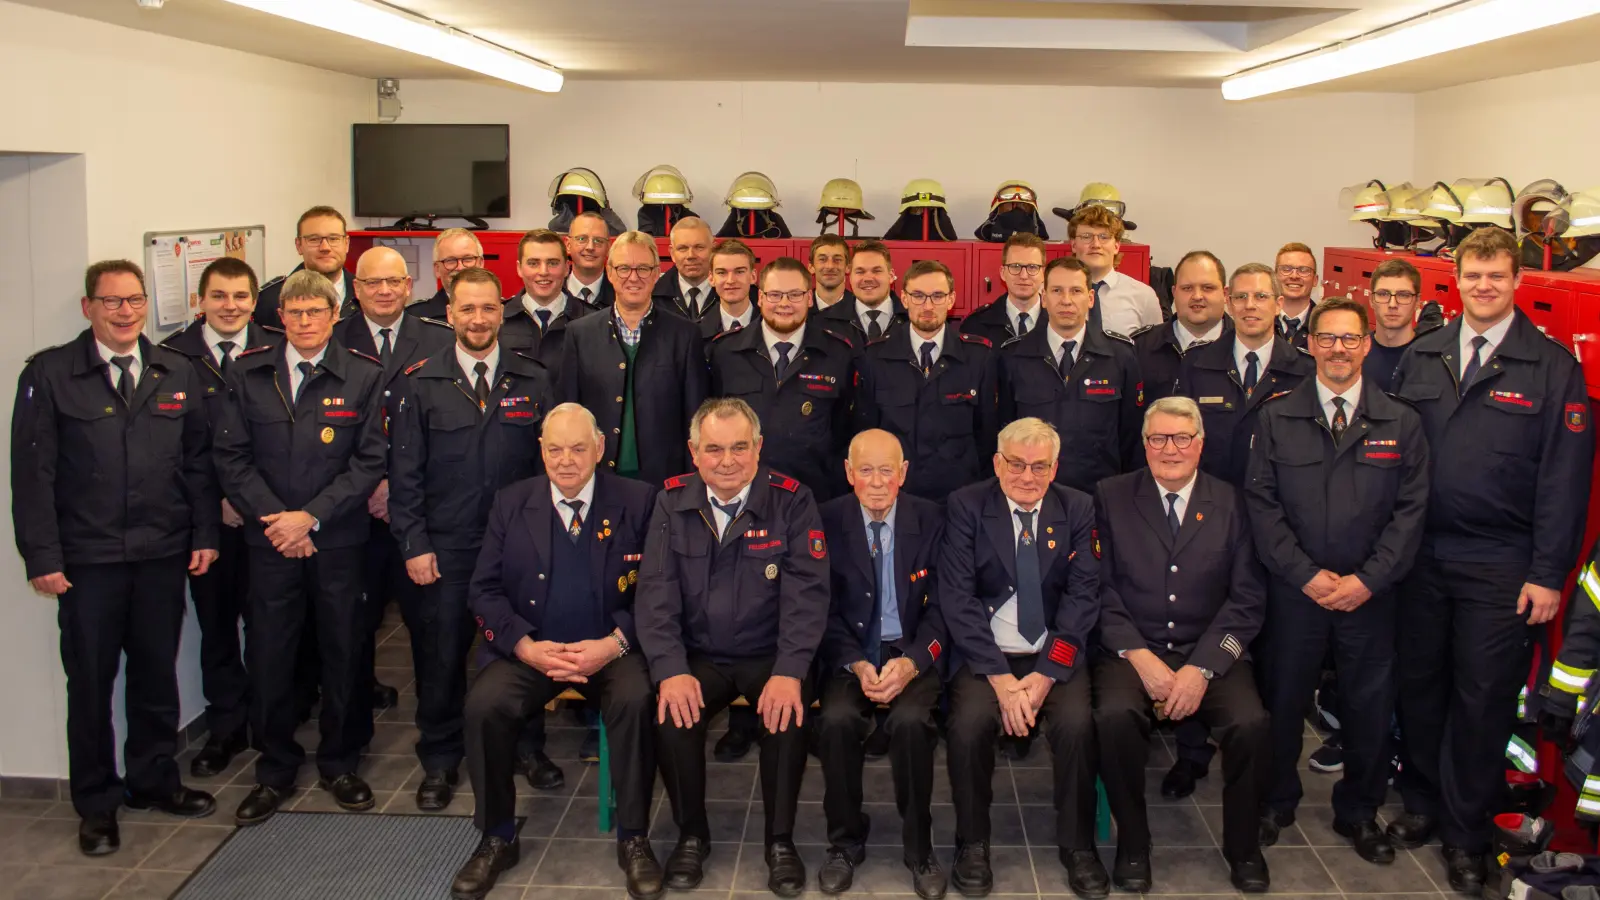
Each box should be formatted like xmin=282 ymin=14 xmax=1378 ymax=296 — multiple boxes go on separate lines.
xmin=1168 ymin=594 xmax=1176 ymax=602
xmin=537 ymin=574 xmax=545 ymax=580
xmin=1167 ymin=642 xmax=1174 ymax=650
xmin=1169 ymin=565 xmax=1178 ymax=572
xmin=1167 ymin=621 xmax=1175 ymax=628
xmin=857 ymin=622 xmax=864 ymax=628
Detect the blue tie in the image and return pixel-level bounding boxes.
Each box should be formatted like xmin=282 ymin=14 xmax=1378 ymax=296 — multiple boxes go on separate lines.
xmin=1014 ymin=509 xmax=1046 ymax=645
xmin=870 ymin=520 xmax=901 ymax=651
xmin=711 ymin=498 xmax=741 ymax=538
xmin=1460 ymin=335 xmax=1487 ymax=397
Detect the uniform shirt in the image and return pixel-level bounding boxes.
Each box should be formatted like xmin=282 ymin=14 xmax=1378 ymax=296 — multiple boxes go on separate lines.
xmin=1175 ymin=319 xmax=1224 ymax=352
xmin=1093 ymin=271 xmax=1163 ymax=336
xmin=707 ymin=481 xmax=753 ymax=538
xmin=1316 ymin=377 xmax=1361 ymax=424
xmin=566 ymin=273 xmax=604 ymax=306
xmin=1460 ymin=312 xmax=1514 ymax=373
xmin=814 ymin=291 xmax=846 ymax=309
xmin=1007 ymin=296 xmax=1042 ymax=335
xmin=763 ymin=322 xmax=807 ymax=367
xmin=679 ymin=276 xmax=713 ymax=317
xmin=551 ymin=475 xmax=597 ymax=533
xmin=1278 ymin=308 xmax=1310 ymax=336
xmin=202 ymin=323 xmax=246 ymax=369
xmin=855 ymin=298 xmax=896 ymax=335
xmin=1156 ymin=471 xmax=1197 ymax=526
xmin=96 ymin=340 xmax=143 ymax=390
xmin=1046 ymin=323 xmax=1086 ymax=370
xmin=720 ymin=305 xmax=755 ymax=332
xmin=1234 ymin=335 xmax=1276 ymax=384
xmin=285 ymin=342 xmax=327 ymax=398
xmin=364 ymin=315 xmax=404 ymax=358
xmin=910 ymin=325 xmax=945 ymax=367
xmin=524 ymin=292 xmax=568 ymax=326
xmin=862 ymin=501 xmax=902 ymax=642
xmin=455 ymin=343 xmax=501 ymax=388
xmin=992 ymin=495 xmax=1048 ymax=654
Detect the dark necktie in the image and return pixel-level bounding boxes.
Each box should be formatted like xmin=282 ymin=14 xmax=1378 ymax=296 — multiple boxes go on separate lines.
xmin=1243 ymin=350 xmax=1260 ymax=395
xmin=773 ymin=341 xmax=793 ymax=382
xmin=868 ymin=520 xmax=887 ymax=664
xmin=378 ymin=327 xmax=393 ymax=366
xmin=1165 ymin=492 xmax=1181 ymax=538
xmin=867 ymin=309 xmax=883 ymax=340
xmin=1058 ymin=340 xmax=1077 ymax=378
xmin=711 ymin=498 xmax=741 ymax=537
xmin=580 ymin=287 xmax=593 ymax=306
xmin=1460 ymin=335 xmax=1487 ymax=397
xmin=1014 ymin=509 xmax=1046 ymax=645
xmin=1331 ymin=396 xmax=1348 ymax=443
xmin=1094 ymin=281 xmax=1107 ymax=303
xmin=919 ymin=341 xmax=937 ymax=376
xmin=1284 ymin=316 xmax=1300 ymax=336
xmin=216 ymin=340 xmax=236 ymax=373
xmin=687 ymin=287 xmax=702 ymax=316
xmin=535 ymin=308 xmax=552 ymax=331
xmin=562 ymin=499 xmax=584 ymax=542
xmin=111 ymin=355 xmax=136 ymax=405
xmin=293 ymin=361 xmax=314 ymax=403
xmin=474 ymin=361 xmax=490 ymax=411
xmin=1017 ymin=311 xmax=1030 ymax=334
xmin=729 ymin=317 xmax=743 ymax=332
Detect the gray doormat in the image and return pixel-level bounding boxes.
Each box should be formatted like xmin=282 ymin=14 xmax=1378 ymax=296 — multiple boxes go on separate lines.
xmin=174 ymin=812 xmax=484 ymax=899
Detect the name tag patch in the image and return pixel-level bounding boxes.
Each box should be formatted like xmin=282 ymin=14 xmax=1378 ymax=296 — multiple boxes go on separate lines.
xmin=1489 ymin=390 xmax=1532 ymax=408
xmin=927 ymin=639 xmax=942 ymax=662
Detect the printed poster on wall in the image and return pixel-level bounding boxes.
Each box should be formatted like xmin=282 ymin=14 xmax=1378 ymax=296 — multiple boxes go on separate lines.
xmin=144 ymin=226 xmax=266 ymax=328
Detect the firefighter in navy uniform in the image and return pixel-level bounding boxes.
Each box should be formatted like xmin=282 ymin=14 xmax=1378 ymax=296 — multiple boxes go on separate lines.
xmin=855 ymin=259 xmax=999 ymax=503
xmin=637 ymin=398 xmax=830 ymax=898
xmin=1273 ymin=243 xmax=1319 ymax=351
xmin=815 ymin=240 xmax=907 ymax=343
xmin=996 ymin=256 xmax=1142 ymax=494
xmin=1388 ymin=227 xmax=1593 ymax=895
xmin=407 ymin=229 xmax=486 ymax=320
xmin=1177 ymin=262 xmax=1314 ymax=487
xmin=11 ymin=260 xmax=220 ymax=857
xmin=158 ymin=257 xmax=277 ymax=779
xmin=709 ymin=256 xmax=858 ymax=502
xmin=213 ymin=269 xmax=388 ymax=827
xmin=255 ymin=205 xmax=360 ymax=329
xmin=501 ymin=228 xmax=598 ymax=372
xmin=961 ymin=233 xmax=1048 ymax=349
xmin=1131 ymin=250 xmax=1231 ymax=406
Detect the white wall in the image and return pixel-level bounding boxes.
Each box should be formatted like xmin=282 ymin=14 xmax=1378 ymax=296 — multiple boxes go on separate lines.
xmin=0 ymin=0 xmax=372 ymax=780
xmin=380 ymin=79 xmax=1417 ymax=273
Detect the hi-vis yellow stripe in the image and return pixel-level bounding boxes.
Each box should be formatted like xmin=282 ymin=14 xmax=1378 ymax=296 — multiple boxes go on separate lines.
xmin=1506 ymin=736 xmax=1538 ymax=774
xmin=1553 ymin=661 xmax=1595 ymax=694
xmin=1580 ymin=796 xmax=1600 ymax=815
xmin=1582 ymin=563 xmax=1600 ymax=610
xmin=1585 ymin=775 xmax=1600 ymax=792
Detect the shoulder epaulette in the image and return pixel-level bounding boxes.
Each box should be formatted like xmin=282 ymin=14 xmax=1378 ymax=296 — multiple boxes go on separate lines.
xmin=349 ymin=348 xmax=382 ymax=366
xmin=259 ymin=323 xmax=285 ymax=335
xmin=510 ymin=349 xmax=550 ymax=369
xmin=418 ymin=316 xmax=452 ymax=329
xmin=768 ymin=471 xmax=801 ymax=492
xmin=662 ymin=473 xmax=693 ymax=491
xmin=1103 ymin=329 xmax=1134 ymax=345
xmin=259 ymin=275 xmax=285 ymax=293
xmin=819 ymin=328 xmax=854 ymax=350
xmin=24 ymin=342 xmax=68 ymax=365
xmin=404 ymin=358 xmax=429 ymax=375
xmin=958 ymin=332 xmax=993 ymax=348
xmin=1413 ymin=321 xmax=1444 ymax=339
xmin=708 ymin=328 xmax=742 ymax=344
xmin=1294 ymin=345 xmax=1313 ymax=356
xmin=999 ymin=333 xmax=1027 ymax=349
xmin=1130 ymin=323 xmax=1160 ymax=338
xmin=238 ymin=345 xmax=274 ymax=358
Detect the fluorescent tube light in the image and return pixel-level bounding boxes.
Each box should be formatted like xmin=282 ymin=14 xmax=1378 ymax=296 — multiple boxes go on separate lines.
xmin=218 ymin=0 xmax=562 ymax=92
xmin=1222 ymin=0 xmax=1600 ymax=100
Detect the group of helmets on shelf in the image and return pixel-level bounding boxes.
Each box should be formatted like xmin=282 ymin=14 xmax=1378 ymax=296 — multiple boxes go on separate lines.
xmin=1341 ymin=178 xmax=1600 ymax=272
xmin=548 ymin=166 xmax=1135 ymax=244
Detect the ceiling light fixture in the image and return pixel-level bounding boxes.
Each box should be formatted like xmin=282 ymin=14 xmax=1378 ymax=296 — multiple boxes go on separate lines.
xmin=218 ymin=0 xmax=562 ymax=92
xmin=1221 ymin=0 xmax=1600 ymax=100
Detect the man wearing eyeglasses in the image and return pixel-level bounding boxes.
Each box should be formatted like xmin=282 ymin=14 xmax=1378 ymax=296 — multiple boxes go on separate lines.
xmin=564 ymin=211 xmax=616 ymax=309
xmin=808 ymin=235 xmax=855 ymax=311
xmin=1388 ymin=227 xmax=1592 ymax=894
xmin=12 ymin=260 xmax=220 ymax=856
xmin=256 ymin=205 xmax=360 ymax=330
xmin=213 ymin=269 xmax=388 ymax=826
xmin=940 ymin=417 xmax=1104 ymax=898
xmin=709 ymin=257 xmax=860 ymax=501
xmin=1273 ymin=243 xmax=1318 ymax=350
xmin=1244 ymin=298 xmax=1429 ymax=867
xmin=1091 ymin=396 xmax=1271 ymax=894
xmin=1364 ymin=259 xmax=1426 ymax=393
xmin=655 ymin=217 xmax=718 ymax=321
xmin=1070 ymin=205 xmax=1161 ymax=338
xmin=997 ymin=257 xmax=1143 ymax=494
xmin=1176 ymin=262 xmax=1314 ymax=487
xmin=1131 ymin=251 xmax=1231 ymax=408
xmin=855 ymin=259 xmax=999 ymax=502
xmin=817 ymin=240 xmax=906 ymax=342
xmin=699 ymin=238 xmax=760 ymax=344
xmin=961 ymin=233 xmax=1048 ymax=348
xmin=409 ymin=229 xmax=488 ymax=320
xmin=561 ymin=230 xmax=708 ymax=488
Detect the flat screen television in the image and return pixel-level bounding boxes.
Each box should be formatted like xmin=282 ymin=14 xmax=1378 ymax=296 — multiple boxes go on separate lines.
xmin=352 ymin=123 xmax=510 ymax=220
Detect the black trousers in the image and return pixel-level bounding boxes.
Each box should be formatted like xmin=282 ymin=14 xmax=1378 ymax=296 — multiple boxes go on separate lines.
xmin=353 ymin=523 xmax=421 ymax=748
xmin=1094 ymin=652 xmax=1268 ymax=861
xmin=1396 ymin=555 xmax=1532 ymax=852
xmin=657 ymin=655 xmax=812 ymax=845
xmin=1262 ymin=583 xmax=1396 ymax=824
xmin=816 ymin=661 xmax=942 ymax=858
xmin=58 ymin=555 xmax=189 ymax=816
xmin=946 ymin=657 xmax=1096 ymax=850
xmin=1173 ymin=719 xmax=1216 ymax=768
xmin=465 ymin=652 xmax=656 ymax=832
xmin=403 ymin=547 xmax=478 ymax=771
xmin=187 ymin=524 xmax=251 ymax=743
xmin=247 ymin=545 xmax=366 ymax=787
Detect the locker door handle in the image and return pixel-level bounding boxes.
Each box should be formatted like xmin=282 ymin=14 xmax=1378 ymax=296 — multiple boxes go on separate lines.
xmin=984 ymin=276 xmax=992 ymax=291
xmin=1534 ymin=301 xmax=1554 ymax=312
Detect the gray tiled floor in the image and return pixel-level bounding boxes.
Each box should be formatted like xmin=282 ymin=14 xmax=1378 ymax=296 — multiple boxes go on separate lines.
xmin=0 ymin=613 xmax=1458 ymax=900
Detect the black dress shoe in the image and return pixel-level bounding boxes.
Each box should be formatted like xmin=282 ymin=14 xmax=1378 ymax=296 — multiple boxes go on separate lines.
xmin=78 ymin=812 xmax=119 ymax=856
xmin=819 ymin=844 xmax=866 ymax=894
xmin=417 ymin=769 xmax=458 ymax=811
xmin=766 ymin=841 xmax=806 ymax=898
xmin=1442 ymin=845 xmax=1485 ymax=896
xmin=951 ymin=840 xmax=993 ymax=897
xmin=1259 ymin=809 xmax=1293 ymax=847
xmin=373 ymin=680 xmax=400 ymax=710
xmin=664 ymin=836 xmax=711 ymax=890
xmin=235 ymin=784 xmax=293 ymax=826
xmin=864 ymin=725 xmax=891 ymax=760
xmin=1229 ymin=851 xmax=1271 ymax=893
xmin=1334 ymin=818 xmax=1395 ymax=865
xmin=1386 ymin=812 xmax=1436 ymax=850
xmin=125 ymin=785 xmax=217 ymax=819
xmin=1112 ymin=848 xmax=1153 ymax=893
xmin=1061 ymin=848 xmax=1110 ymax=899
xmin=714 ymin=725 xmax=756 ymax=762
xmin=617 ymin=835 xmax=665 ymax=900
xmin=321 ymin=773 xmax=375 ymax=811
xmin=450 ymin=834 xmax=520 ymax=900
xmin=189 ymin=733 xmax=247 ymax=777
xmin=907 ymin=852 xmax=948 ymax=900
xmin=522 ymin=750 xmax=565 ymax=791
xmin=1160 ymin=759 xmax=1206 ymax=800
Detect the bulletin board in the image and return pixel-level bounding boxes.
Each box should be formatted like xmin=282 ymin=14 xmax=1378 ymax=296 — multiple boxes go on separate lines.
xmin=142 ymin=226 xmax=266 ymax=328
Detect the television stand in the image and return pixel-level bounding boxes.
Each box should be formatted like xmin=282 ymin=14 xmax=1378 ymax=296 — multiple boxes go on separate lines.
xmin=374 ymin=215 xmax=491 ymax=231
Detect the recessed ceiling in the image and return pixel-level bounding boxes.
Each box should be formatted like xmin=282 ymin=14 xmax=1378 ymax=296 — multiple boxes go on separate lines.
xmin=22 ymin=0 xmax=1600 ymax=93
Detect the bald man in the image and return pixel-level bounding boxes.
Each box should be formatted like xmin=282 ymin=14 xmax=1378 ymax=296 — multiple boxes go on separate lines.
xmin=654 ymin=218 xmax=717 ymax=322
xmin=814 ymin=430 xmax=950 ymax=897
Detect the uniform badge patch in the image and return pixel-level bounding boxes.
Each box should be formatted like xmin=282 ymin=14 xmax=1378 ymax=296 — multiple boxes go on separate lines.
xmin=808 ymin=530 xmax=827 ymax=559
xmin=800 ymin=400 xmax=814 ymax=416
xmin=623 ymin=553 xmax=642 ymax=562
xmin=1221 ymin=634 xmax=1243 ymax=660
xmin=618 ymin=575 xmax=629 ymax=592
xmin=1135 ymin=381 xmax=1144 ymax=406
xmin=484 ymin=628 xmax=495 ymax=642
xmin=764 ymin=562 xmax=778 ymax=580
xmin=1091 ymin=527 xmax=1101 ymax=559
xmin=1048 ymin=639 xmax=1077 ymax=667
xmin=927 ymin=639 xmax=942 ymax=662
xmin=320 ymin=426 xmax=335 ymax=444
xmin=1568 ymin=402 xmax=1588 ymax=433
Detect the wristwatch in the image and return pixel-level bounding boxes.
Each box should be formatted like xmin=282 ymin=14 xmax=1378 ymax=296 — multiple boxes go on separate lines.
xmin=1197 ymin=667 xmax=1215 ymax=680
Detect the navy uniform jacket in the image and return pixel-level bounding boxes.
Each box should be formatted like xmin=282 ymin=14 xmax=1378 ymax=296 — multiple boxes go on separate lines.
xmin=709 ymin=322 xmax=858 ymax=501
xmin=558 ymin=305 xmax=708 ymax=488
xmin=159 ymin=319 xmax=278 ymax=425
xmin=653 ymin=277 xmax=717 ymax=323
xmin=997 ymin=325 xmax=1143 ymax=493
xmin=1093 ymin=470 xmax=1265 ymax=675
xmin=854 ymin=321 xmax=999 ymax=502
xmin=333 ymin=311 xmax=454 ymax=396
xmin=815 ymin=294 xmax=908 ymax=344
xmin=938 ymin=478 xmax=1099 ymax=683
xmin=11 ymin=331 xmax=219 ymax=576
xmin=819 ymin=492 xmax=950 ymax=675
xmin=388 ymin=348 xmax=557 ymax=558
xmin=469 ymin=472 xmax=656 ymax=661
xmin=213 ymin=339 xmax=387 ymax=550
xmin=408 ymin=288 xmax=450 ymax=321
xmin=566 ymin=278 xmax=615 ymax=310
xmin=1244 ymin=379 xmax=1430 ymax=597
xmin=696 ymin=307 xmax=756 ymax=345
xmin=255 ymin=265 xmax=359 ymax=331
xmin=959 ymin=297 xmax=1033 ymax=349
xmin=500 ymin=291 xmax=598 ymax=374
xmin=636 ymin=468 xmax=831 ymax=683
xmin=1392 ymin=310 xmax=1594 ymax=588
xmin=811 ymin=289 xmax=857 ymax=315
xmin=1132 ymin=318 xmax=1232 ymax=407
xmin=1277 ymin=313 xmax=1311 ymax=351
xmin=1176 ymin=334 xmax=1314 ymax=486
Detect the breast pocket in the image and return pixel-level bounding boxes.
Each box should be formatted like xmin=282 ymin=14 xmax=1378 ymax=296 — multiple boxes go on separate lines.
xmin=428 ymin=407 xmax=479 ymax=462
xmin=1482 ymin=390 xmax=1544 ymax=479
xmin=316 ymin=405 xmax=363 ymax=454
xmin=1012 ymin=373 xmax=1060 ymax=412
xmin=720 ymin=369 xmax=766 ymax=399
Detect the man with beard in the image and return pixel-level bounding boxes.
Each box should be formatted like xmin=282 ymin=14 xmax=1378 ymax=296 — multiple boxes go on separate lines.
xmin=1274 ymin=243 xmax=1318 ymax=350
xmin=256 ymin=206 xmax=359 ymax=329
xmin=565 ymin=211 xmax=616 ymax=308
xmin=817 ymin=240 xmax=906 ymax=342
xmin=809 ymin=235 xmax=854 ymax=311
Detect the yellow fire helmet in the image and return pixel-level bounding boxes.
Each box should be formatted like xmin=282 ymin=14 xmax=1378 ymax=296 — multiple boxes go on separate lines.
xmin=1565 ymin=188 xmax=1600 ymax=238
xmin=632 ymin=164 xmax=693 ymax=206
xmin=1406 ymin=181 xmax=1465 ymax=226
xmin=1340 ymin=180 xmax=1389 ymax=221
xmin=1076 ymin=182 xmax=1125 ymax=218
xmin=1375 ymin=183 xmax=1421 ymax=222
xmin=1458 ymin=177 xmax=1516 ymax=228
xmin=548 ymin=167 xmax=608 ymax=207
xmin=990 ymin=180 xmax=1039 ymax=211
xmin=724 ymin=171 xmax=781 ymax=210
xmin=897 ymin=178 xmax=948 ymax=212
xmin=817 ymin=178 xmax=873 ymax=220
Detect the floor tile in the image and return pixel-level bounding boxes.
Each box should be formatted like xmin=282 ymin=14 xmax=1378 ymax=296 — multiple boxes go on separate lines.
xmin=134 ymin=823 xmax=233 ymax=871
xmin=106 ymin=868 xmax=192 ymax=898
xmin=4 ymin=864 xmax=129 ymax=899
xmin=4 ymin=819 xmax=177 ymax=869
xmin=357 ymin=753 xmax=420 ymax=791
xmin=1261 ymin=846 xmax=1341 ymax=893
xmin=1326 ymin=847 xmax=1440 ymax=893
